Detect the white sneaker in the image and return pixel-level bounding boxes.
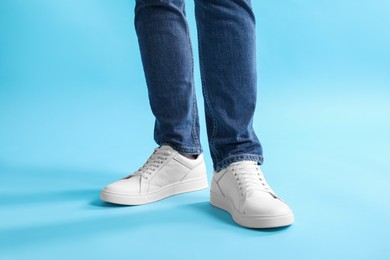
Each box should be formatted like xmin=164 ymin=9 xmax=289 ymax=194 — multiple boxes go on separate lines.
xmin=100 ymin=145 xmax=208 ymax=205
xmin=210 ymin=161 xmax=294 ymax=228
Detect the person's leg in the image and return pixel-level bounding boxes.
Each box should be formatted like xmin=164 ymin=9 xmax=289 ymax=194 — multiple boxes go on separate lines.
xmin=195 ymin=0 xmax=294 ymax=228
xmin=100 ymin=0 xmax=209 ymax=206
xmin=134 ymin=0 xmax=202 ymax=155
xmin=194 ymin=0 xmax=263 ymax=171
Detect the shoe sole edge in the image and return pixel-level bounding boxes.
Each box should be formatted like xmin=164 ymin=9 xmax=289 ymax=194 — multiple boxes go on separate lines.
xmin=210 ymin=191 xmax=294 ymax=228
xmin=100 ymin=176 xmax=209 ymax=205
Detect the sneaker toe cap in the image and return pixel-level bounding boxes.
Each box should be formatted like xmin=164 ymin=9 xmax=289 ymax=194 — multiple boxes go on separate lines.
xmin=103 ymin=176 xmax=141 ymax=195
xmin=244 ymin=191 xmax=293 ymax=217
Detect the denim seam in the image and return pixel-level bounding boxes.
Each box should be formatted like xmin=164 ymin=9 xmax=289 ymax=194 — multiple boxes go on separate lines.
xmin=194 ymin=13 xmax=221 ymax=162
xmin=192 ymin=90 xmax=200 ymax=145
xmin=184 ymin=11 xmax=200 ymax=147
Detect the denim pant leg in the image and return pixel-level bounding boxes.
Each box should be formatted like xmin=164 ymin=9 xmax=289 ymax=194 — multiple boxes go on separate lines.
xmin=134 ymin=0 xmax=202 ymax=155
xmin=194 ymin=0 xmax=264 ymax=171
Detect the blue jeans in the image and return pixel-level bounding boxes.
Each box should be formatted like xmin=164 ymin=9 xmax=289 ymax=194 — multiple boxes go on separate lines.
xmin=134 ymin=0 xmax=263 ymax=171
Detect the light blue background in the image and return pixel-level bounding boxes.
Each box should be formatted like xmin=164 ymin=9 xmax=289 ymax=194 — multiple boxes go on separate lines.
xmin=1 ymin=0 xmax=389 ymax=259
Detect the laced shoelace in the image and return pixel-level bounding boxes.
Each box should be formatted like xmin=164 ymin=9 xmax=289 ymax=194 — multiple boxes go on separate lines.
xmin=128 ymin=148 xmax=172 ymax=180
xmin=230 ymin=162 xmax=277 ymax=198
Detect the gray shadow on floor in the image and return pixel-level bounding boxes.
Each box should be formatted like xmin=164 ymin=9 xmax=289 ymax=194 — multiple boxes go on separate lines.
xmin=0 ymin=163 xmax=291 ymax=252
xmin=1 ymin=199 xmax=291 ymax=252
xmin=0 ymin=189 xmax=99 ymax=206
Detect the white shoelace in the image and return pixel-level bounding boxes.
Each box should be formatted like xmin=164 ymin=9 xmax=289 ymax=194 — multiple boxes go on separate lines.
xmin=229 ymin=161 xmax=277 ymax=198
xmin=128 ymin=148 xmax=172 ymax=180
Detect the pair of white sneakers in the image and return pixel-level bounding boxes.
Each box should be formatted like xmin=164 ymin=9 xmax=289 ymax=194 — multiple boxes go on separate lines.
xmin=100 ymin=145 xmax=294 ymax=228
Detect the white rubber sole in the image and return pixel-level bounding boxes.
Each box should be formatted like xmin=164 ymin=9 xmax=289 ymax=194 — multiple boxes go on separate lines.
xmin=100 ymin=176 xmax=209 ymax=205
xmin=210 ymin=191 xmax=294 ymax=228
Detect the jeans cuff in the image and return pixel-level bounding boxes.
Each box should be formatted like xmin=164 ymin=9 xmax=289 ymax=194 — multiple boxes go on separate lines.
xmin=158 ymin=142 xmax=203 ymax=155
xmin=214 ymin=154 xmax=264 ymax=172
